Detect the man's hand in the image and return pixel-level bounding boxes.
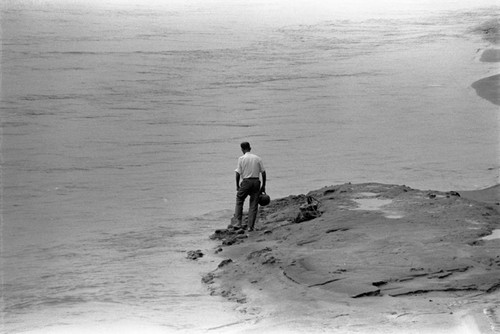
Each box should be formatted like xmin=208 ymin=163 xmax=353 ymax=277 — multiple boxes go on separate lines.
xmin=261 ymin=171 xmax=266 ymax=194
xmin=235 ymin=172 xmax=241 ymax=192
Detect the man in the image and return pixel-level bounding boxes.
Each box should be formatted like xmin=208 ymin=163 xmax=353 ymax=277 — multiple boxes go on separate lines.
xmin=233 ymin=142 xmax=266 ymax=232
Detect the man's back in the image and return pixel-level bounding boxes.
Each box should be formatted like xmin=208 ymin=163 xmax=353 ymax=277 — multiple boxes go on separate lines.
xmin=236 ymin=152 xmax=265 ymax=179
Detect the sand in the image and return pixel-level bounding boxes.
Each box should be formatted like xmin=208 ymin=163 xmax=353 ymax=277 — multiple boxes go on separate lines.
xmin=471 ymin=48 xmax=500 ymax=106
xmin=480 ymin=49 xmax=500 ymax=63
xmin=204 ymin=183 xmax=500 ymax=333
xmin=472 ymin=74 xmax=500 ymax=106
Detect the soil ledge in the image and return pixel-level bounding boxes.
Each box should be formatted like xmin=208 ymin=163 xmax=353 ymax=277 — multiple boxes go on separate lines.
xmin=204 ymin=183 xmax=500 ymax=333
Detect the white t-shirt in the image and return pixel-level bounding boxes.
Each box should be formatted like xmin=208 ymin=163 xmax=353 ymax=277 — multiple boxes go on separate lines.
xmin=235 ymin=152 xmax=265 ymax=179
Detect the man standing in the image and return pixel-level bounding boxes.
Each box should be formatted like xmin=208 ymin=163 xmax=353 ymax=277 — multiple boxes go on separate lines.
xmin=233 ymin=142 xmax=266 ymax=232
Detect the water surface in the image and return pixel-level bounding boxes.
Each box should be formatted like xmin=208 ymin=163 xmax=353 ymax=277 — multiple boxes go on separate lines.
xmin=1 ymin=0 xmax=499 ymax=332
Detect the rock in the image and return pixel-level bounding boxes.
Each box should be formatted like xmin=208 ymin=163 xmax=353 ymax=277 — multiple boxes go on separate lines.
xmin=294 ymin=196 xmax=322 ymax=223
xmin=201 ymin=272 xmax=215 ymax=284
xmin=218 ymin=259 xmax=233 ymax=268
xmin=262 ymin=256 xmax=277 ymax=265
xmin=210 ymin=229 xmax=230 ymax=240
xmin=223 ymin=236 xmax=244 ymax=246
xmin=186 ymin=249 xmax=204 ymax=260
xmin=247 ymin=247 xmax=272 ymax=260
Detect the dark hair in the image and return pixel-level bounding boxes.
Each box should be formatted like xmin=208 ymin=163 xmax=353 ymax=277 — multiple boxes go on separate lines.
xmin=240 ymin=142 xmax=251 ymax=151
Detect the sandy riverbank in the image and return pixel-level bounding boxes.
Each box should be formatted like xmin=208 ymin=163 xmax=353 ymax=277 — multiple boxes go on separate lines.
xmin=471 ymin=17 xmax=500 ymax=106
xmin=480 ymin=49 xmax=500 ymax=63
xmin=204 ymin=183 xmax=500 ymax=333
xmin=471 ymin=45 xmax=500 ymax=106
xmin=471 ymin=47 xmax=500 ymax=106
xmin=472 ymin=74 xmax=500 ymax=106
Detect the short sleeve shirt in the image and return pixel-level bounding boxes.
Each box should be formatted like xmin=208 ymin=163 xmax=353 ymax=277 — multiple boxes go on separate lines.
xmin=235 ymin=152 xmax=265 ymax=179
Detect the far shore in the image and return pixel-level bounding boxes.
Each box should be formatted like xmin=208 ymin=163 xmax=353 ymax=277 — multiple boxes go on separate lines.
xmin=472 ymin=74 xmax=500 ymax=106
xmin=472 ymin=48 xmax=500 ymax=106
xmin=204 ymin=183 xmax=500 ymax=333
xmin=480 ymin=49 xmax=500 ymax=63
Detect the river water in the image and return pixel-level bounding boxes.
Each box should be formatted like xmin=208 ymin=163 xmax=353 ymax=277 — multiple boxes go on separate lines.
xmin=1 ymin=0 xmax=499 ymax=332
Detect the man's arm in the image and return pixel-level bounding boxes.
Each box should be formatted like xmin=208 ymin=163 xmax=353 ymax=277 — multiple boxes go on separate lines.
xmin=235 ymin=172 xmax=241 ymax=191
xmin=261 ymin=171 xmax=266 ymax=193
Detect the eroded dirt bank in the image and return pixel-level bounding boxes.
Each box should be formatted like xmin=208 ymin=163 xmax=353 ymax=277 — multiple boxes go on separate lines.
xmin=204 ymin=183 xmax=500 ymax=333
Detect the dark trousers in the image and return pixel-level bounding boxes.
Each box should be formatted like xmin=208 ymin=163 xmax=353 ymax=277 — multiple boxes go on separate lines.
xmin=234 ymin=178 xmax=261 ymax=229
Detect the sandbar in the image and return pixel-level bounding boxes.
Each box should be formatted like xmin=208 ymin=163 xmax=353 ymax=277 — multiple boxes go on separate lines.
xmin=480 ymin=49 xmax=500 ymax=63
xmin=205 ymin=183 xmax=500 ymax=333
xmin=471 ymin=74 xmax=500 ymax=106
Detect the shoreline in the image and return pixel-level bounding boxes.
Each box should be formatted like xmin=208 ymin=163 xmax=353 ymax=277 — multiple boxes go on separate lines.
xmin=472 ymin=47 xmax=500 ymax=106
xmin=471 ymin=74 xmax=500 ymax=106
xmin=480 ymin=49 xmax=500 ymax=63
xmin=204 ymin=183 xmax=500 ymax=333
